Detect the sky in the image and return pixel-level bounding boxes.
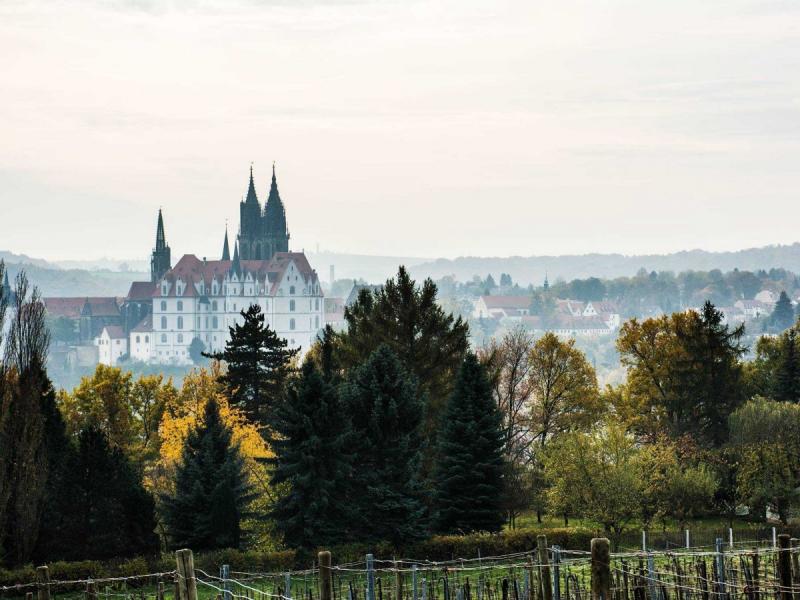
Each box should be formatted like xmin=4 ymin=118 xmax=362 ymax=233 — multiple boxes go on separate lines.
xmin=1 ymin=0 xmax=800 ymax=262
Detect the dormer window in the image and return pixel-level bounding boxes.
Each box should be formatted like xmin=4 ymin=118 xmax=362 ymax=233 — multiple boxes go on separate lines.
xmin=162 ymin=283 xmax=168 ymax=296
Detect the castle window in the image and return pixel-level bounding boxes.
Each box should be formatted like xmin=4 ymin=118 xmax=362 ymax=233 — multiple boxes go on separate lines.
xmin=315 ymin=298 xmax=320 ymax=311
xmin=212 ymin=300 xmax=218 ymax=311
xmin=177 ymin=334 xmax=183 ymax=344
xmin=315 ymin=316 xmax=320 ymax=329
xmin=177 ymin=316 xmax=184 ymax=329
xmin=162 ymin=284 xmax=168 ymax=296
xmin=290 ymin=286 xmax=295 ymax=295
xmin=145 ymin=335 xmax=149 ymax=343
xmin=160 ymin=316 xmax=167 ymax=329
xmin=212 ymin=316 xmax=218 ymax=328
xmin=136 ymin=335 xmax=140 ymax=343
xmin=161 ymin=334 xmax=167 ymax=343
xmin=289 ymin=300 xmax=295 ymax=312
xmin=160 ymin=300 xmax=167 ymax=311
xmin=290 ymin=318 xmax=296 ymax=330
xmin=177 ymin=301 xmax=183 ymax=311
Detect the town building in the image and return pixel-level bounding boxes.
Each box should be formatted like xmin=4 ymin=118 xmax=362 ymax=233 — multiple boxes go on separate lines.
xmin=96 ymin=325 xmax=128 ymax=366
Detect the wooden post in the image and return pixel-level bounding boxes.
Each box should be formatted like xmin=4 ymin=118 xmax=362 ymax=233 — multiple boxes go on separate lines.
xmin=175 ymin=549 xmax=198 ymax=600
xmin=86 ymin=581 xmax=97 ymax=600
xmin=591 ymin=538 xmax=611 ymax=600
xmin=552 ymin=546 xmax=561 ymax=600
xmin=157 ymin=582 xmax=165 ymax=600
xmin=36 ymin=566 xmax=51 ymax=600
xmin=320 ymin=551 xmax=333 ymax=600
xmin=752 ymin=550 xmax=760 ymax=600
xmin=538 ymin=536 xmax=552 ymax=600
xmin=791 ymin=539 xmax=800 ymax=594
xmin=778 ymin=534 xmax=792 ymax=600
xmin=394 ymin=560 xmax=403 ymax=600
xmin=220 ymin=565 xmax=231 ymax=600
xmin=26 ymin=592 xmax=33 ymax=600
xmin=367 ymin=555 xmax=376 ymax=600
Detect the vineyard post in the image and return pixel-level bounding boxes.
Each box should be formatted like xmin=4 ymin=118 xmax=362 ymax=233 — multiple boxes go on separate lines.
xmin=686 ymin=530 xmax=690 ymax=549
xmin=538 ymin=536 xmax=553 ymax=600
xmin=286 ymin=573 xmax=292 ymax=600
xmin=36 ymin=566 xmax=50 ymax=600
xmin=157 ymin=582 xmax=165 ymax=600
xmin=774 ymin=528 xmax=778 ymax=549
xmin=751 ymin=550 xmax=759 ymax=600
xmin=175 ymin=549 xmax=198 ymax=600
xmin=26 ymin=592 xmax=33 ymax=600
xmin=367 ymin=554 xmax=376 ymax=600
xmin=412 ymin=565 xmax=418 ymax=600
xmin=221 ymin=565 xmax=231 ymax=600
xmin=591 ymin=538 xmax=611 ymax=600
xmin=729 ymin=529 xmax=734 ymax=549
xmin=777 ymin=534 xmax=792 ymax=600
xmin=641 ymin=531 xmax=646 ymax=552
xmin=86 ymin=580 xmax=97 ymax=600
xmin=646 ymin=552 xmax=656 ymax=600
xmin=320 ymin=551 xmax=333 ymax=600
xmin=791 ymin=539 xmax=800 ymax=590
xmin=715 ymin=538 xmax=727 ymax=600
xmin=395 ymin=559 xmax=403 ymax=600
xmin=552 ymin=546 xmax=561 ymax=600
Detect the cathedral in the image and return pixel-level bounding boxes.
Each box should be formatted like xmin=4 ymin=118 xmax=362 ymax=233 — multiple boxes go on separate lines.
xmin=119 ymin=164 xmax=324 ymax=366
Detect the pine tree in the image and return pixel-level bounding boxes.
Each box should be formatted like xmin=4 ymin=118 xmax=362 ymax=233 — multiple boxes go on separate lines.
xmin=161 ymin=398 xmax=254 ymax=551
xmin=270 ymin=360 xmax=354 ymax=549
xmin=342 ymin=345 xmax=426 ymax=543
xmin=771 ymin=291 xmax=795 ymax=332
xmin=206 ymin=304 xmax=299 ymax=426
xmin=773 ymin=328 xmax=800 ymax=403
xmin=38 ymin=426 xmax=159 ymax=561
xmin=433 ymin=353 xmax=505 ymax=534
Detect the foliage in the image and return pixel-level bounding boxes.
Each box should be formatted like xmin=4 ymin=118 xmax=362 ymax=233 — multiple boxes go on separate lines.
xmin=339 ymin=267 xmax=469 ymax=457
xmin=161 ymin=397 xmax=256 ymax=551
xmin=340 ymin=345 xmax=427 ymax=544
xmin=270 ymin=359 xmax=355 ymax=549
xmin=206 ymin=304 xmax=299 ymax=427
xmin=433 ymin=353 xmax=505 ymax=534
xmin=770 ymin=291 xmax=795 ymax=332
xmin=36 ymin=427 xmax=160 ymax=561
xmin=745 ymin=326 xmax=800 ymax=403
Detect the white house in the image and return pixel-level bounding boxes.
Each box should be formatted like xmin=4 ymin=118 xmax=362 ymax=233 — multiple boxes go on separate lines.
xmin=95 ymin=325 xmax=128 ymax=366
xmin=473 ymin=296 xmax=531 ymax=319
xmin=145 ymin=252 xmax=324 ymax=365
xmin=129 ymin=314 xmax=153 ymax=362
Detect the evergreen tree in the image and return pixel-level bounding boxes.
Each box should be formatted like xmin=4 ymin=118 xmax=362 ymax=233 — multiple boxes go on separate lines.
xmin=38 ymin=427 xmax=159 ymax=561
xmin=771 ymin=291 xmax=795 ymax=332
xmin=341 ymin=345 xmax=426 ymax=543
xmin=162 ymin=398 xmax=254 ymax=551
xmin=773 ymin=328 xmax=800 ymax=403
xmin=206 ymin=304 xmax=299 ymax=426
xmin=433 ymin=353 xmax=505 ymax=534
xmin=270 ymin=360 xmax=354 ymax=549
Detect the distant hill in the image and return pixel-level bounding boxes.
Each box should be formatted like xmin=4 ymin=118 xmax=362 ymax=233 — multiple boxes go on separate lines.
xmin=408 ymin=244 xmax=800 ymax=286
xmin=1 ymin=261 xmax=148 ymax=297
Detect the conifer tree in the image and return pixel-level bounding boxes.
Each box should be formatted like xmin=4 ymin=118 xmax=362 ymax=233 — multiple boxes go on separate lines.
xmin=341 ymin=345 xmax=426 ymax=543
xmin=206 ymin=304 xmax=299 ymax=426
xmin=162 ymin=397 xmax=254 ymax=551
xmin=773 ymin=327 xmax=800 ymax=403
xmin=270 ymin=358 xmax=354 ymax=549
xmin=433 ymin=353 xmax=505 ymax=534
xmin=771 ymin=291 xmax=795 ymax=332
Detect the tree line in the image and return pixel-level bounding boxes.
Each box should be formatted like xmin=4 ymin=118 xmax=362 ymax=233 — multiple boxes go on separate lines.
xmin=3 ymin=261 xmax=800 ymax=565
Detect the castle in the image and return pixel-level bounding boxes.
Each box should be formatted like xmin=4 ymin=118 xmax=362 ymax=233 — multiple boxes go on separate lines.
xmin=87 ymin=165 xmax=324 ymax=366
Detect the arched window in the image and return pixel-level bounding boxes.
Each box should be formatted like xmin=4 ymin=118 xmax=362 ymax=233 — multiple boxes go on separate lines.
xmin=289 ymin=299 xmax=296 ymax=312
xmin=161 ymin=334 xmax=167 ymax=343
xmin=177 ymin=334 xmax=183 ymax=343
xmin=145 ymin=335 xmax=149 ymax=343
xmin=177 ymin=300 xmax=183 ymax=311
xmin=160 ymin=300 xmax=167 ymax=311
xmin=135 ymin=335 xmax=140 ymax=343
xmin=160 ymin=316 xmax=167 ymax=329
xmin=289 ymin=318 xmax=296 ymax=330
xmin=315 ymin=298 xmax=320 ymax=310
xmin=177 ymin=316 xmax=183 ymax=329
xmin=315 ymin=316 xmax=320 ymax=329
xmin=212 ymin=316 xmax=218 ymax=328
xmin=212 ymin=300 xmax=218 ymax=311
xmin=290 ymin=286 xmax=295 ymax=295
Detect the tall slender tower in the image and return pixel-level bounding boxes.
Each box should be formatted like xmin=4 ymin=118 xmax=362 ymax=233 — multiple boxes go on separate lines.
xmin=221 ymin=225 xmax=231 ymax=260
xmin=150 ymin=209 xmax=171 ymax=283
xmin=238 ymin=165 xmax=263 ymax=260
xmin=262 ymin=163 xmax=290 ymax=258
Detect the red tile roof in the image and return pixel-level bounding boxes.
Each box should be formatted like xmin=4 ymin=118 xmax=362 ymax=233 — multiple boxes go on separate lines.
xmin=126 ymin=281 xmax=157 ymax=301
xmin=103 ymin=325 xmax=127 ymax=339
xmin=44 ymin=297 xmax=120 ymax=319
xmin=131 ymin=314 xmax=153 ymax=332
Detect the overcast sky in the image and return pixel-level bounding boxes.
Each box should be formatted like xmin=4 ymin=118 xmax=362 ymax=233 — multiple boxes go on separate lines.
xmin=2 ymin=0 xmax=799 ymax=262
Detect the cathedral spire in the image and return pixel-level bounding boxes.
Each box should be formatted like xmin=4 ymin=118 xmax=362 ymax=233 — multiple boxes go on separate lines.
xmin=222 ymin=225 xmax=231 ymax=261
xmin=151 ymin=209 xmax=171 ymax=283
xmin=230 ymin=241 xmax=242 ymax=277
xmin=245 ymin=163 xmax=258 ymax=205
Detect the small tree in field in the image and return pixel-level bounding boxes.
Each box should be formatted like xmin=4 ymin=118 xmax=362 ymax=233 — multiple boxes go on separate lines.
xmin=161 ymin=397 xmax=254 ymax=551
xmin=433 ymin=353 xmax=505 ymax=534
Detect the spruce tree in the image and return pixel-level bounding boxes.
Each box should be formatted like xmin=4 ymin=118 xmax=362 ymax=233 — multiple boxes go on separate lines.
xmin=771 ymin=291 xmax=795 ymax=332
xmin=433 ymin=353 xmax=505 ymax=534
xmin=773 ymin=328 xmax=800 ymax=403
xmin=206 ymin=304 xmax=299 ymax=426
xmin=39 ymin=426 xmax=159 ymax=561
xmin=270 ymin=359 xmax=354 ymax=549
xmin=342 ymin=345 xmax=426 ymax=543
xmin=162 ymin=398 xmax=254 ymax=551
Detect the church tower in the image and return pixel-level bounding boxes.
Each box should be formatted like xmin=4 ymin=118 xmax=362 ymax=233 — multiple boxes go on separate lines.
xmin=150 ymin=209 xmax=171 ymax=283
xmin=221 ymin=225 xmax=231 ymax=260
xmin=262 ymin=163 xmax=290 ymax=258
xmin=238 ymin=165 xmax=264 ymax=260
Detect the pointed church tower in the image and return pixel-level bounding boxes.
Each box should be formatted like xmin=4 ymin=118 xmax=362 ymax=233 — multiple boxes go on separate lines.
xmin=150 ymin=209 xmax=171 ymax=283
xmin=239 ymin=164 xmax=263 ymax=260
xmin=262 ymin=162 xmax=290 ymax=258
xmin=222 ymin=225 xmax=231 ymax=260
xmin=230 ymin=241 xmax=242 ymax=277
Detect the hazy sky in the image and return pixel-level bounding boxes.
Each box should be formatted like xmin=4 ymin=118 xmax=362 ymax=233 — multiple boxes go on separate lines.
xmin=2 ymin=0 xmax=800 ymax=262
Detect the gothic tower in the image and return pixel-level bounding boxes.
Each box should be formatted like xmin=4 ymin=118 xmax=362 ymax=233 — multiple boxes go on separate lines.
xmin=221 ymin=225 xmax=231 ymax=260
xmin=150 ymin=209 xmax=171 ymax=283
xmin=262 ymin=163 xmax=290 ymax=258
xmin=238 ymin=165 xmax=264 ymax=260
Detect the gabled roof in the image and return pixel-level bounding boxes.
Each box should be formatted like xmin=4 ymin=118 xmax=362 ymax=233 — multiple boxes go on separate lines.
xmin=131 ymin=314 xmax=153 ymax=333
xmin=44 ymin=297 xmax=121 ymax=319
xmin=102 ymin=325 xmax=126 ymax=339
xmin=126 ymin=281 xmax=156 ymax=301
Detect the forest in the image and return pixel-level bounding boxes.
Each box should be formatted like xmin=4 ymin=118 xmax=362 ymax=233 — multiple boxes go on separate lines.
xmin=1 ymin=259 xmax=800 ymax=571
